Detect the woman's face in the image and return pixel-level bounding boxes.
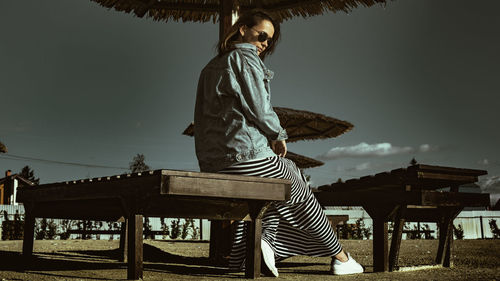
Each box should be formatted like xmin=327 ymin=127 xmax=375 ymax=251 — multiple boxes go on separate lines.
xmin=240 ymin=19 xmax=274 ymax=55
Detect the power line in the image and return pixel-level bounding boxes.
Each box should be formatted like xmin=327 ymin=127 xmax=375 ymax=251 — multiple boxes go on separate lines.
xmin=0 ymin=153 xmax=129 ymax=170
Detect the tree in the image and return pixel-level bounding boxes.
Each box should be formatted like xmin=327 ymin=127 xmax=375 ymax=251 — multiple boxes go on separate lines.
xmin=410 ymin=158 xmax=418 ymax=166
xmin=19 ymin=166 xmax=40 ymax=185
xmin=129 ymin=154 xmax=150 ymax=173
xmin=0 ymin=141 xmax=6 ymax=153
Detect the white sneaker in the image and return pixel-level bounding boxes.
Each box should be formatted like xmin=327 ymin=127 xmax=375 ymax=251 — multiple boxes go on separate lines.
xmin=331 ymin=253 xmax=364 ymax=275
xmin=261 ymin=239 xmax=279 ymax=277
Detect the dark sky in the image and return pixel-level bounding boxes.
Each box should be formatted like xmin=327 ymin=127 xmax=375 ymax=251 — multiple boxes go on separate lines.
xmin=1 ymin=0 xmax=499 ymax=203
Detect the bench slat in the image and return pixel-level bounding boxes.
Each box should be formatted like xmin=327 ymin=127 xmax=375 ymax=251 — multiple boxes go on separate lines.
xmin=163 ymin=175 xmax=290 ymax=201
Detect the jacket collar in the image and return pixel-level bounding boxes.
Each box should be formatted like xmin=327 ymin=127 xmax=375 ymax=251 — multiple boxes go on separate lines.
xmin=234 ymin=43 xmax=258 ymax=52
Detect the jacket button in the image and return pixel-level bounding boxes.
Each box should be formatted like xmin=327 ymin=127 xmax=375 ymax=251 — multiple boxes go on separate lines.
xmin=236 ymin=154 xmax=242 ymax=161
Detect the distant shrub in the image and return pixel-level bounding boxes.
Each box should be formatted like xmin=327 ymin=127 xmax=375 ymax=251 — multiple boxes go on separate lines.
xmin=144 ymin=217 xmax=153 ymax=239
xmin=1 ymin=211 xmax=24 ymax=240
xmin=160 ymin=217 xmax=170 ymax=239
xmin=422 ymin=224 xmax=435 ymax=240
xmin=453 ymin=224 xmax=464 ymax=240
xmin=489 ymin=219 xmax=500 ymax=239
xmin=338 ymin=218 xmax=371 ymax=239
xmin=170 ymin=218 xmax=181 ymax=239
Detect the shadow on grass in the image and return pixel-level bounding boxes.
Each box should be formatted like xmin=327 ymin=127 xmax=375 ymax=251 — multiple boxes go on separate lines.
xmin=0 ymin=244 xmax=238 ymax=279
xmin=277 ymin=261 xmax=328 ymax=268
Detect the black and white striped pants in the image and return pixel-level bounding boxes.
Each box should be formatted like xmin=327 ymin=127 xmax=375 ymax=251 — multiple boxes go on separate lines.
xmin=219 ymin=156 xmax=343 ymax=269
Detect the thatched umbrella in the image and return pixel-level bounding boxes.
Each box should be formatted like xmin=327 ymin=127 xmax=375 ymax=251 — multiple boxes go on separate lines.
xmin=183 ymin=120 xmax=325 ymax=168
xmin=182 ymin=107 xmax=352 ymax=168
xmin=90 ymin=0 xmax=388 ymax=39
xmin=183 ymin=106 xmax=353 ymax=142
xmin=273 ymin=107 xmax=353 ymax=142
xmin=0 ymin=141 xmax=7 ymax=153
xmin=285 ymin=151 xmax=324 ymax=169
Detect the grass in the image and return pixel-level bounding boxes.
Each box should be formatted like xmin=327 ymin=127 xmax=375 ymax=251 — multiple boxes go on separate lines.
xmin=0 ymin=239 xmax=498 ymax=280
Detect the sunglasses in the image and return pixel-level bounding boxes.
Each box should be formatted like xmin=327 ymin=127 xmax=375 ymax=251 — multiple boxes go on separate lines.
xmin=251 ymin=27 xmax=272 ymax=45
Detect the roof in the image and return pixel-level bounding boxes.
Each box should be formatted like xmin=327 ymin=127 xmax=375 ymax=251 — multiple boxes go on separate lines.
xmin=90 ymin=0 xmax=388 ymax=23
xmin=0 ymin=174 xmax=36 ymax=187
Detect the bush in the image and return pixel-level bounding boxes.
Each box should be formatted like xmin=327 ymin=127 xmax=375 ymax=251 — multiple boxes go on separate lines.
xmin=489 ymin=219 xmax=500 ymax=239
xmin=453 ymin=224 xmax=464 ymax=240
xmin=422 ymin=224 xmax=435 ymax=240
xmin=144 ymin=217 xmax=153 ymax=239
xmin=169 ymin=218 xmax=181 ymax=239
xmin=338 ymin=218 xmax=371 ymax=239
xmin=1 ymin=221 xmax=24 ymax=240
xmin=1 ymin=211 xmax=24 ymax=240
xmin=47 ymin=219 xmax=57 ymax=239
xmin=181 ymin=219 xmax=191 ymax=240
xmin=35 ymin=218 xmax=48 ymax=240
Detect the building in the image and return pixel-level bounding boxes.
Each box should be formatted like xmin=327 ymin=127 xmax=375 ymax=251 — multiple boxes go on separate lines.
xmin=0 ymin=170 xmax=35 ymax=205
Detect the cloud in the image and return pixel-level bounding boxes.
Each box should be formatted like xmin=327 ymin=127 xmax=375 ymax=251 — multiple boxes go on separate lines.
xmin=319 ymin=142 xmax=414 ymax=160
xmin=478 ymin=159 xmax=490 ymax=165
xmin=342 ymin=162 xmax=372 ymax=172
xmin=478 ymin=175 xmax=500 ymax=206
xmin=479 ymin=175 xmax=500 ymax=192
xmin=419 ymin=144 xmax=439 ymax=152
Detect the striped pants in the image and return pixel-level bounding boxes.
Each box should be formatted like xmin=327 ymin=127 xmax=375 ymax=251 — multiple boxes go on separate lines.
xmin=219 ymin=156 xmax=343 ymax=269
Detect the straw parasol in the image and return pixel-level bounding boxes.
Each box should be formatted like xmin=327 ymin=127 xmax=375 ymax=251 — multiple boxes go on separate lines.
xmin=0 ymin=141 xmax=7 ymax=153
xmin=273 ymin=107 xmax=353 ymax=142
xmin=90 ymin=0 xmax=388 ymax=39
xmin=182 ymin=106 xmax=353 ymax=142
xmin=285 ymin=151 xmax=324 ymax=168
xmin=182 ymin=107 xmax=352 ymax=169
xmin=182 ymin=121 xmax=325 ymax=168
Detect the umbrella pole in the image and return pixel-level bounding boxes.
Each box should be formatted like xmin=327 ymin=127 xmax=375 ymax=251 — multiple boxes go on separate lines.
xmin=209 ymin=0 xmax=241 ymax=267
xmin=219 ymin=0 xmax=239 ymax=41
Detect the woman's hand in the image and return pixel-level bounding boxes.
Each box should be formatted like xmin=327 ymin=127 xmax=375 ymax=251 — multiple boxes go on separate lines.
xmin=271 ymin=140 xmax=287 ymax=157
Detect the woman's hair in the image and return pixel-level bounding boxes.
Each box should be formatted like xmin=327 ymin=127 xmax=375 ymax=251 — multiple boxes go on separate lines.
xmin=218 ymin=9 xmax=280 ymax=60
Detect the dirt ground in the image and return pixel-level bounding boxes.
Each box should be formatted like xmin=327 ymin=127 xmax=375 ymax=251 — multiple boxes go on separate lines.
xmin=0 ymin=239 xmax=498 ymax=280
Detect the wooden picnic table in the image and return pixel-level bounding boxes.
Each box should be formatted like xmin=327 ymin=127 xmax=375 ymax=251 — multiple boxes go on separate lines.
xmin=16 ymin=169 xmax=291 ymax=279
xmin=315 ymin=164 xmax=489 ymax=272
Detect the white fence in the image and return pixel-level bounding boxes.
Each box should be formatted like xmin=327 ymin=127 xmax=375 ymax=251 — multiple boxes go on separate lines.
xmin=1 ymin=205 xmax=499 ymax=240
xmin=0 ymin=205 xmax=211 ymax=241
xmin=323 ymin=207 xmax=500 ymax=239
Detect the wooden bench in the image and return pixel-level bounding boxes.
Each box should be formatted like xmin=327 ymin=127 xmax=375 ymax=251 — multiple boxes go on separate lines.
xmin=16 ymin=170 xmax=291 ymax=279
xmin=315 ymin=164 xmax=490 ymax=272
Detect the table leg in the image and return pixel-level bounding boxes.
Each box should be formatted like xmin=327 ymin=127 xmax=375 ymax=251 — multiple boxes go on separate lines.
xmin=127 ymin=214 xmax=143 ymax=280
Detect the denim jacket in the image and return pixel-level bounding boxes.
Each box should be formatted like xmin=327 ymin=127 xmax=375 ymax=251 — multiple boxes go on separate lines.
xmin=194 ymin=43 xmax=288 ymax=172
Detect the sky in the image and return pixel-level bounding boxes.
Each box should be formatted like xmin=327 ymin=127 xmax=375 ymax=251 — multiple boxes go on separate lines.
xmin=1 ymin=0 xmax=499 ymax=205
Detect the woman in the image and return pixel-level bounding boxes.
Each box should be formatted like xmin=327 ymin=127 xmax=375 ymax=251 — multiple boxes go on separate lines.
xmin=194 ymin=9 xmax=363 ymax=277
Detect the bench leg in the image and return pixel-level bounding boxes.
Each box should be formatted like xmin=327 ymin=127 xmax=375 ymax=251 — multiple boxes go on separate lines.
xmin=127 ymin=214 xmax=143 ymax=280
xmin=436 ymin=207 xmax=461 ymax=267
xmin=209 ymin=220 xmax=233 ymax=265
xmin=365 ymin=205 xmax=398 ymax=272
xmin=245 ymin=218 xmax=262 ymax=279
xmin=22 ymin=209 xmax=35 ymax=257
xmin=372 ymin=217 xmax=389 ymax=272
xmin=436 ymin=215 xmax=452 ymax=266
xmin=119 ymin=220 xmax=128 ymax=262
xmin=389 ymin=206 xmax=406 ymax=271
